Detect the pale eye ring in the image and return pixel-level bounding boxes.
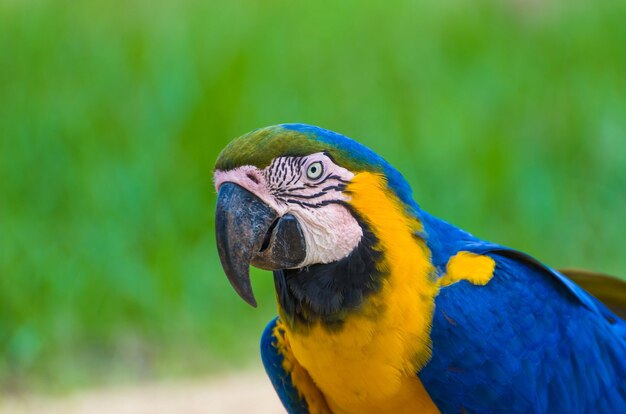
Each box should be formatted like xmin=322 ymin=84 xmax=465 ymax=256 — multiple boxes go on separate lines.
xmin=306 ymin=161 xmax=324 ymax=180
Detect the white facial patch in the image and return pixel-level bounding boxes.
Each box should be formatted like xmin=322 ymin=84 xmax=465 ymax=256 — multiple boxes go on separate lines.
xmin=214 ymin=153 xmax=363 ymax=267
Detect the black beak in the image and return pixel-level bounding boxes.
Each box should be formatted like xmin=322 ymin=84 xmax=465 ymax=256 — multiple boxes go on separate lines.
xmin=215 ymin=183 xmax=307 ymax=307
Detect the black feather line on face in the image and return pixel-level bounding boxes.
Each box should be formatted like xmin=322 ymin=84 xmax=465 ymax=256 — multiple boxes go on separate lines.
xmin=273 ymin=211 xmax=385 ymax=331
xmin=276 ymin=191 xmax=327 ymax=200
xmin=321 ymin=184 xmax=347 ymax=192
xmin=280 ymin=186 xmax=307 ymax=192
xmin=284 ymin=199 xmax=347 ymax=209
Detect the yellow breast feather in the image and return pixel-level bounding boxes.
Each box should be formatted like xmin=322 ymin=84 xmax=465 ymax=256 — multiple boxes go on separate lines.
xmin=273 ymin=319 xmax=331 ymax=414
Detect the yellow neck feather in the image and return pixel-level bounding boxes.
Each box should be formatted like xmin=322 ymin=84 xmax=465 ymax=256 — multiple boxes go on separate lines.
xmin=279 ymin=172 xmax=439 ymax=413
xmin=345 ymin=171 xmax=437 ymax=369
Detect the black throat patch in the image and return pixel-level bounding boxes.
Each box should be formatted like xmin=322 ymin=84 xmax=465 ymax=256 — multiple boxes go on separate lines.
xmin=273 ymin=217 xmax=385 ymax=331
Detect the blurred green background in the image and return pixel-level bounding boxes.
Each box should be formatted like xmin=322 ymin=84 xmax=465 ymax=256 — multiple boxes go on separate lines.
xmin=1 ymin=0 xmax=625 ymax=393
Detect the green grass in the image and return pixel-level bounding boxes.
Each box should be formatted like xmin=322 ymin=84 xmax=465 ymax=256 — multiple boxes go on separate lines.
xmin=1 ymin=0 xmax=625 ymax=391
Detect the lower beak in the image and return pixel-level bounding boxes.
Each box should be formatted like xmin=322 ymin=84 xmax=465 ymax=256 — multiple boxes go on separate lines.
xmin=215 ymin=183 xmax=306 ymax=307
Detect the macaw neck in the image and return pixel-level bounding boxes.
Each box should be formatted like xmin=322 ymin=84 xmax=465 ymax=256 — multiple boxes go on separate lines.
xmin=272 ymin=173 xmax=440 ymax=411
xmin=275 ymin=172 xmax=438 ymax=337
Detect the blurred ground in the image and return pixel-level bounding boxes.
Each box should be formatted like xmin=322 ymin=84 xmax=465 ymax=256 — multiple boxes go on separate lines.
xmin=1 ymin=371 xmax=283 ymax=414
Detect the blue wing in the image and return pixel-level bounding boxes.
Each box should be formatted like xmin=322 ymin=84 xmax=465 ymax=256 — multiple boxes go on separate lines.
xmin=419 ymin=212 xmax=626 ymax=413
xmin=261 ymin=317 xmax=310 ymax=414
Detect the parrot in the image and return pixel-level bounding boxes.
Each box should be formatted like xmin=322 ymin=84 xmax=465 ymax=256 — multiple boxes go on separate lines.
xmin=213 ymin=123 xmax=626 ymax=414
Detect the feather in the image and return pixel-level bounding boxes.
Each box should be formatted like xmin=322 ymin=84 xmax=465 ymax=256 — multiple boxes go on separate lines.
xmin=558 ymin=268 xmax=626 ymax=320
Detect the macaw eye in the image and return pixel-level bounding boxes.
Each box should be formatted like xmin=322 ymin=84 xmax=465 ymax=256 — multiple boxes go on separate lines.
xmin=306 ymin=162 xmax=324 ymax=180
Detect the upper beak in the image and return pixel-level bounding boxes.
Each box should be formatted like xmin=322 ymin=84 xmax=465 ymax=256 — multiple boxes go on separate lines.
xmin=215 ymin=183 xmax=307 ymax=307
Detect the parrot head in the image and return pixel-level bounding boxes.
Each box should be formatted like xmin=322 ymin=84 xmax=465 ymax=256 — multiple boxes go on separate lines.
xmin=213 ymin=124 xmax=419 ymax=312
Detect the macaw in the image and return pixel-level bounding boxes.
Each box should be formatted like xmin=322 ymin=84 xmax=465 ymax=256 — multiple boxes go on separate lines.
xmin=213 ymin=124 xmax=626 ymax=414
